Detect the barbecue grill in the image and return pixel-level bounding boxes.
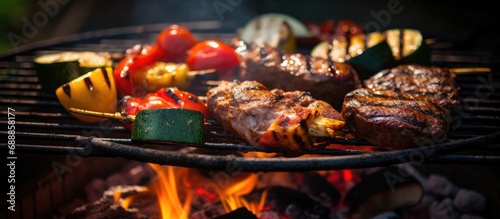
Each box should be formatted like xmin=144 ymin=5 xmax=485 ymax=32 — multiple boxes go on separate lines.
xmin=2 ymin=20 xmax=500 ymax=219
xmin=1 ymin=21 xmax=500 ymax=172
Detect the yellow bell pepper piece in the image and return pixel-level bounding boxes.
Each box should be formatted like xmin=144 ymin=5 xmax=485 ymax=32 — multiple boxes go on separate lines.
xmin=55 ymin=67 xmax=117 ymax=123
xmin=131 ymin=62 xmax=190 ymax=93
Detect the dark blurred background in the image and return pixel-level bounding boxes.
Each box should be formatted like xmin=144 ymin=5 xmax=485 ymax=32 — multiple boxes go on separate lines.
xmin=1 ymin=0 xmax=500 ymax=54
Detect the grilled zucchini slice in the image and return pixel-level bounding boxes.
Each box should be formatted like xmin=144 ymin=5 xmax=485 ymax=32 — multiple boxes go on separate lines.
xmin=384 ymin=28 xmax=431 ymax=65
xmin=311 ymin=28 xmax=430 ymax=79
xmin=240 ymin=13 xmax=313 ymax=53
xmin=35 ymin=51 xmax=113 ymax=92
xmin=131 ymin=108 xmax=204 ymax=145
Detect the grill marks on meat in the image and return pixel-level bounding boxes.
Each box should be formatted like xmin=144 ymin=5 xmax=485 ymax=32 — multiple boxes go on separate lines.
xmin=341 ymin=65 xmax=459 ymax=149
xmin=364 ymin=64 xmax=460 ymax=110
xmin=207 ymin=80 xmax=345 ymax=150
xmin=342 ymin=88 xmax=451 ymax=149
xmin=239 ymin=45 xmax=361 ymax=110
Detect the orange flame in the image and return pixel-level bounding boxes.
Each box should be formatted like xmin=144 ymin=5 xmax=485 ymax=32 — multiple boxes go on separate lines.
xmin=149 ymin=164 xmax=194 ymax=219
xmin=221 ymin=189 xmax=268 ymax=217
xmin=140 ymin=163 xmax=264 ymax=218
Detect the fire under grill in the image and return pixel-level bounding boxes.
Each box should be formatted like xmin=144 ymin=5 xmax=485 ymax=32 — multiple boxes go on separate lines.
xmin=1 ymin=21 xmax=500 ymax=172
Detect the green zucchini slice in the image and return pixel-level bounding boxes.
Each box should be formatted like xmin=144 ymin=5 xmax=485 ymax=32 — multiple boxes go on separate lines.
xmin=311 ymin=32 xmax=395 ymax=80
xmin=384 ymin=28 xmax=431 ymax=65
xmin=311 ymin=28 xmax=430 ymax=80
xmin=34 ymin=51 xmax=113 ymax=92
xmin=131 ymin=108 xmax=204 ymax=145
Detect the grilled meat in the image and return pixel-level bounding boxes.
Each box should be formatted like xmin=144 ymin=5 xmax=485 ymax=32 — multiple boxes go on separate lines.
xmin=206 ymin=80 xmax=345 ymax=150
xmin=238 ymin=44 xmax=361 ymax=110
xmin=364 ymin=64 xmax=460 ymax=110
xmin=341 ymin=88 xmax=451 ymax=149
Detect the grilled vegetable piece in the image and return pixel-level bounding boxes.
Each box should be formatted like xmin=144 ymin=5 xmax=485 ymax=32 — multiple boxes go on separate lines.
xmin=186 ymin=40 xmax=240 ymax=80
xmin=311 ymin=32 xmax=394 ymax=80
xmin=114 ymin=44 xmax=163 ymax=97
xmin=311 ymin=28 xmax=430 ymax=80
xmin=206 ymin=80 xmax=345 ymax=150
xmin=364 ymin=64 xmax=460 ymax=110
xmin=239 ymin=44 xmax=361 ymax=110
xmin=305 ymin=19 xmax=364 ymax=41
xmin=35 ymin=51 xmax=113 ymax=92
xmin=341 ymin=88 xmax=451 ymax=150
xmin=156 ymin=24 xmax=198 ymax=63
xmin=384 ymin=29 xmax=431 ymax=65
xmin=119 ymin=87 xmax=210 ymax=130
xmin=55 ymin=67 xmax=117 ymax=123
xmin=131 ymin=62 xmax=190 ymax=93
xmin=131 ymin=108 xmax=204 ymax=145
xmin=240 ymin=13 xmax=297 ymax=53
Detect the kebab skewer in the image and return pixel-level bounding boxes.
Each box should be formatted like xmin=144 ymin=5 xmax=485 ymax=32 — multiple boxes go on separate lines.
xmin=206 ymin=80 xmax=345 ymax=150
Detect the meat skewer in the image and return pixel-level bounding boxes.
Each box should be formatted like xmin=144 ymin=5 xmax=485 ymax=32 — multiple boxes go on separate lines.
xmin=236 ymin=42 xmax=361 ymax=110
xmin=206 ymin=80 xmax=345 ymax=150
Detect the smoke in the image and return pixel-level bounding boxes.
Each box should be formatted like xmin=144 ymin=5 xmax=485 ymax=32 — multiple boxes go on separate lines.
xmin=126 ymin=0 xmax=258 ymax=27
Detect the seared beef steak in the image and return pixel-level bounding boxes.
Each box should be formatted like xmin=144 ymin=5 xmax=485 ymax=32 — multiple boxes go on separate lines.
xmin=206 ymin=80 xmax=345 ymax=150
xmin=239 ymin=45 xmax=361 ymax=110
xmin=341 ymin=88 xmax=451 ymax=149
xmin=364 ymin=64 xmax=460 ymax=110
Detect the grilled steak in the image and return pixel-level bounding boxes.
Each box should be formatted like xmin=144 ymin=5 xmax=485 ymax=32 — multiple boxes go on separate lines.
xmin=341 ymin=88 xmax=451 ymax=149
xmin=238 ymin=44 xmax=361 ymax=110
xmin=364 ymin=64 xmax=460 ymax=110
xmin=206 ymin=80 xmax=345 ymax=150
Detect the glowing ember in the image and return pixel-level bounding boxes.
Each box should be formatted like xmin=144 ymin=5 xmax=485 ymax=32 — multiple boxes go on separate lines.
xmin=110 ymin=163 xmax=263 ymax=218
xmin=109 ymin=161 xmax=361 ymax=218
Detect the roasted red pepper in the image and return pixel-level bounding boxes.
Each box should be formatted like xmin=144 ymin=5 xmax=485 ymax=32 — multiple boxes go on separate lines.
xmin=153 ymin=87 xmax=209 ymax=119
xmin=119 ymin=87 xmax=209 ymax=130
xmin=114 ymin=44 xmax=161 ymax=96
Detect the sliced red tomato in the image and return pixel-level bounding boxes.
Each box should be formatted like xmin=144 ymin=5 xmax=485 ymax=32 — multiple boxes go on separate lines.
xmin=156 ymin=24 xmax=198 ymax=63
xmin=186 ymin=40 xmax=240 ymax=80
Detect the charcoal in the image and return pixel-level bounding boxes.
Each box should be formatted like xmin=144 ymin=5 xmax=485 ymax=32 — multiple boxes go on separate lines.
xmin=344 ymin=166 xmax=420 ymax=214
xmin=453 ymin=189 xmax=487 ymax=214
xmin=344 ymin=166 xmax=423 ymax=218
xmin=213 ymin=207 xmax=259 ymax=219
xmin=66 ymin=198 xmax=147 ymax=219
xmin=430 ymin=198 xmax=461 ymax=219
xmin=426 ymin=174 xmax=459 ymax=198
xmin=300 ymin=171 xmax=341 ymax=207
xmin=246 ymin=186 xmax=335 ymax=219
xmin=102 ymin=185 xmax=149 ymax=200
xmin=189 ymin=203 xmax=227 ymax=219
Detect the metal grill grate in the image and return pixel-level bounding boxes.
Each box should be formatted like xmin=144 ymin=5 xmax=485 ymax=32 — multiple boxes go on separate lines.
xmin=1 ymin=22 xmax=500 ymax=171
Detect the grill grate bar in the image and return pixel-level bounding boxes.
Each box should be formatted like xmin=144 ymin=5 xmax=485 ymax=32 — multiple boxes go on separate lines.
xmin=70 ymin=131 xmax=500 ymax=171
xmin=2 ymin=130 xmax=499 ymax=159
xmin=1 ymin=143 xmax=89 ymax=155
xmin=0 ymin=99 xmax=61 ymax=107
xmin=0 ymin=111 xmax=73 ymax=119
xmin=0 ymin=121 xmax=126 ymax=131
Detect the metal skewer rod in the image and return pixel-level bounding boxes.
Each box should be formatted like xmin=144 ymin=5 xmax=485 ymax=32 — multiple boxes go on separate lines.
xmin=449 ymin=67 xmax=491 ymax=74
xmin=68 ymin=108 xmax=135 ymax=121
